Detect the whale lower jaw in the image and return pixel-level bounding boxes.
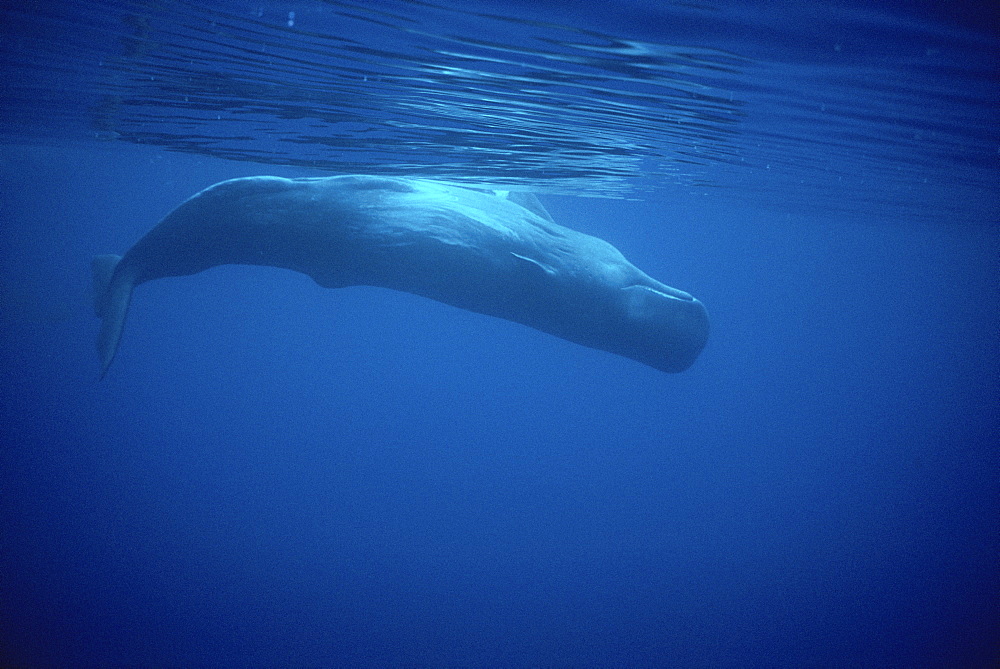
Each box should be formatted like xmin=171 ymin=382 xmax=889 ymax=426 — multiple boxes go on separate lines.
xmin=625 ymin=283 xmax=695 ymax=302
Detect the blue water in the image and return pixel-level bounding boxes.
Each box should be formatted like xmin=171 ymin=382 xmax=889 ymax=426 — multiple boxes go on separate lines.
xmin=1 ymin=1 xmax=998 ymax=667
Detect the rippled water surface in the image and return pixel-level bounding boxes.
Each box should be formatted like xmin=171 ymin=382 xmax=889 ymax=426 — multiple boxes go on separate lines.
xmin=2 ymin=0 xmax=996 ymax=220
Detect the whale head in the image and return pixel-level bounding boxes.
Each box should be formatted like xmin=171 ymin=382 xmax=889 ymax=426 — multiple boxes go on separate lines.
xmin=506 ymin=247 xmax=709 ymax=373
xmin=615 ymin=283 xmax=709 ymax=373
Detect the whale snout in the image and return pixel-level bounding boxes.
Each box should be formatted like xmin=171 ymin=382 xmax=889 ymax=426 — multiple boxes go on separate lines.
xmin=620 ymin=284 xmax=709 ymax=372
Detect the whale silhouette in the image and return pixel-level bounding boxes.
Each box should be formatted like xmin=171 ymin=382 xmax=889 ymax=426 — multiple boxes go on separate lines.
xmin=92 ymin=176 xmax=708 ymax=376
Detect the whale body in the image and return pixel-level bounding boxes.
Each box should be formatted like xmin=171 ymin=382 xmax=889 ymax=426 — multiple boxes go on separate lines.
xmin=92 ymin=176 xmax=708 ymax=376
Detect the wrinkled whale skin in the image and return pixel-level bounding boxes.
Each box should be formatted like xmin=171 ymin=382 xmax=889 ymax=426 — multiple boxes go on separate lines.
xmin=92 ymin=176 xmax=708 ymax=376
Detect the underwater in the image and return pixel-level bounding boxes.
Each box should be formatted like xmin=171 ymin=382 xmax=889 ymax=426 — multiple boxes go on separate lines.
xmin=1 ymin=0 xmax=997 ymax=666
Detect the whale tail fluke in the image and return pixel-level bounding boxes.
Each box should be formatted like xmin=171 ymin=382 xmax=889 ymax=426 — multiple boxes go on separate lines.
xmin=92 ymin=254 xmax=133 ymax=378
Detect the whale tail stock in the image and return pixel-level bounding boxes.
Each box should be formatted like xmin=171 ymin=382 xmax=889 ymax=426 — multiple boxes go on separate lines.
xmin=92 ymin=254 xmax=134 ymax=378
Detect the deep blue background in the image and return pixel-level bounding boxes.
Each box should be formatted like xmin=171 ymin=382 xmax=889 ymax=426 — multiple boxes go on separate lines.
xmin=1 ymin=140 xmax=997 ymax=667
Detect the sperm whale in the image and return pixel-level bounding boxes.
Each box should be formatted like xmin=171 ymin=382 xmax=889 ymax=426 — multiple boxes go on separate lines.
xmin=92 ymin=176 xmax=708 ymax=376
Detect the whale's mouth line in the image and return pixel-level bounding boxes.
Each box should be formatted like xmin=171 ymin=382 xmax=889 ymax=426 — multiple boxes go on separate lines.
xmin=625 ymin=284 xmax=695 ymax=302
